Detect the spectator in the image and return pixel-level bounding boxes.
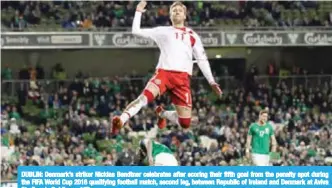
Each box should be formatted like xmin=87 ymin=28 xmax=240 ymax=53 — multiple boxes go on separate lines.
xmin=35 ymin=64 xmax=44 ymax=80
xmin=81 ymin=15 xmax=94 ymax=29
xmin=28 ymin=65 xmax=37 ymax=81
xmin=61 ymin=14 xmax=76 ymax=29
xmin=18 ymin=65 xmax=30 ymax=80
xmin=1 ymin=61 xmax=332 ymax=183
xmin=1 ymin=65 xmax=12 ymax=80
xmin=9 ymin=106 xmax=20 ymax=120
xmin=2 ymin=1 xmax=332 ymax=30
xmin=10 ymin=10 xmax=26 ymax=30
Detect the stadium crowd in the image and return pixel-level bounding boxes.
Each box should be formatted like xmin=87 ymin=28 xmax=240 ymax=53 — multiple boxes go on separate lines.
xmin=1 ymin=64 xmax=332 ymax=181
xmin=1 ymin=1 xmax=332 ymax=31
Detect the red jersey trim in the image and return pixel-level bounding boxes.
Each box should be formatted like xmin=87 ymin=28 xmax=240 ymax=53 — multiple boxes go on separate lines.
xmin=173 ymin=27 xmax=186 ymax=31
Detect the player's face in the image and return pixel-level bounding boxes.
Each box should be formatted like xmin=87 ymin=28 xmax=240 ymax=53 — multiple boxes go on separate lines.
xmin=170 ymin=5 xmax=186 ymax=25
xmin=259 ymin=113 xmax=268 ymax=124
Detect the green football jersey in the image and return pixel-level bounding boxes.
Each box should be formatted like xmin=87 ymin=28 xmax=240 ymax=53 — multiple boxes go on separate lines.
xmin=248 ymin=122 xmax=274 ymax=155
xmin=151 ymin=141 xmax=173 ymax=158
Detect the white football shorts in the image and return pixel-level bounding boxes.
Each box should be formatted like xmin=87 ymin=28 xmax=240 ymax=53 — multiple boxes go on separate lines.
xmin=252 ymin=153 xmax=270 ymax=166
xmin=154 ymin=153 xmax=179 ymax=166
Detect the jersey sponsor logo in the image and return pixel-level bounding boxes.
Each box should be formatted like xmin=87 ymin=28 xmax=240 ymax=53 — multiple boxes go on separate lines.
xmin=304 ymin=32 xmax=332 ymax=45
xmin=94 ymin=34 xmax=106 ymax=46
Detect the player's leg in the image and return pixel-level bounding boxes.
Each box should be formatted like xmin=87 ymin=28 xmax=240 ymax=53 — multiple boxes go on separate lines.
xmin=174 ymin=105 xmax=192 ymax=129
xmin=251 ymin=153 xmax=260 ymax=166
xmin=155 ymin=99 xmax=191 ymax=129
xmin=168 ymin=85 xmax=192 ymax=129
xmin=112 ymin=71 xmax=166 ymax=132
xmin=120 ymin=87 xmax=156 ymax=122
xmin=156 ymin=72 xmax=193 ymax=129
xmin=264 ymin=155 xmax=271 ymax=166
xmin=155 ymin=105 xmax=179 ymax=128
xmin=156 ymin=105 xmax=199 ymax=129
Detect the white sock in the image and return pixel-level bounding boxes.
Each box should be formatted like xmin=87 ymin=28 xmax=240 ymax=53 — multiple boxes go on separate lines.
xmin=160 ymin=110 xmax=179 ymax=125
xmin=120 ymin=95 xmax=148 ymax=124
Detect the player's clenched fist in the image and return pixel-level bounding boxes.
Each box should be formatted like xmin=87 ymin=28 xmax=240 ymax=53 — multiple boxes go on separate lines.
xmin=136 ymin=0 xmax=147 ymax=13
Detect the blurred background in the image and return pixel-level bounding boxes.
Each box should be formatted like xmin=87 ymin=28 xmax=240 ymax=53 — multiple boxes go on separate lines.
xmin=1 ymin=1 xmax=332 ymax=187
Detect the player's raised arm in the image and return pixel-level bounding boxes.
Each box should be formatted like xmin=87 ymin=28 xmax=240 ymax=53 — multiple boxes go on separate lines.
xmin=132 ymin=1 xmax=159 ymax=41
xmin=192 ymin=33 xmax=222 ymax=98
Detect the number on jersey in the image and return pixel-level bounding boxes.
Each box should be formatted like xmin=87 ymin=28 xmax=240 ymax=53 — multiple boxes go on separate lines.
xmin=175 ymin=32 xmax=196 ymax=46
xmin=175 ymin=32 xmax=185 ymax=40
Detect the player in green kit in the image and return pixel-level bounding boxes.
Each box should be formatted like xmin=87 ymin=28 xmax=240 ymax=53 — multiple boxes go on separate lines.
xmin=246 ymin=110 xmax=277 ymax=166
xmin=138 ymin=138 xmax=179 ymax=166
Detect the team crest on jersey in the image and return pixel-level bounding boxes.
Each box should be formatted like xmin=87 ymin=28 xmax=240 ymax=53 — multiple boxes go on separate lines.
xmin=265 ymin=128 xmax=269 ymax=134
xmin=154 ymin=79 xmax=161 ymax=85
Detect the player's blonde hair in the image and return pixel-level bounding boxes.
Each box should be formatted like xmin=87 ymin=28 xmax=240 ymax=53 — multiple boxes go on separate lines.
xmin=259 ymin=110 xmax=268 ymax=116
xmin=170 ymin=1 xmax=187 ymax=14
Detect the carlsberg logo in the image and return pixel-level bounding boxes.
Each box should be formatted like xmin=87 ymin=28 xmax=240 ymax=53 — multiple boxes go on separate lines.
xmin=243 ymin=33 xmax=282 ymax=45
xmin=112 ymin=33 xmax=154 ymax=47
xmin=304 ymin=33 xmax=332 ymax=45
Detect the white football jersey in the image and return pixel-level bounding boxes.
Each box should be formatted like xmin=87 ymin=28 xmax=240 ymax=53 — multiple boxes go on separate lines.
xmin=132 ymin=11 xmax=215 ymax=84
xmin=133 ymin=26 xmax=202 ymax=75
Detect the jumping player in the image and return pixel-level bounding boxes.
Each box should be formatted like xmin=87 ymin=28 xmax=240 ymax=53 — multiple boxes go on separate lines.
xmin=112 ymin=1 xmax=222 ymax=132
xmin=138 ymin=138 xmax=178 ymax=166
xmin=246 ymin=110 xmax=277 ymax=166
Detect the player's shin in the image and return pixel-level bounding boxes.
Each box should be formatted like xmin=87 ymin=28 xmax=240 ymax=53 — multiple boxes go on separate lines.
xmin=120 ymin=94 xmax=148 ymax=124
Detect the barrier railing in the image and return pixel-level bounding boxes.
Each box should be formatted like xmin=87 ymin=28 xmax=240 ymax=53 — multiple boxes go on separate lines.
xmin=2 ymin=29 xmax=332 ymax=49
xmin=2 ymin=75 xmax=332 ymax=97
